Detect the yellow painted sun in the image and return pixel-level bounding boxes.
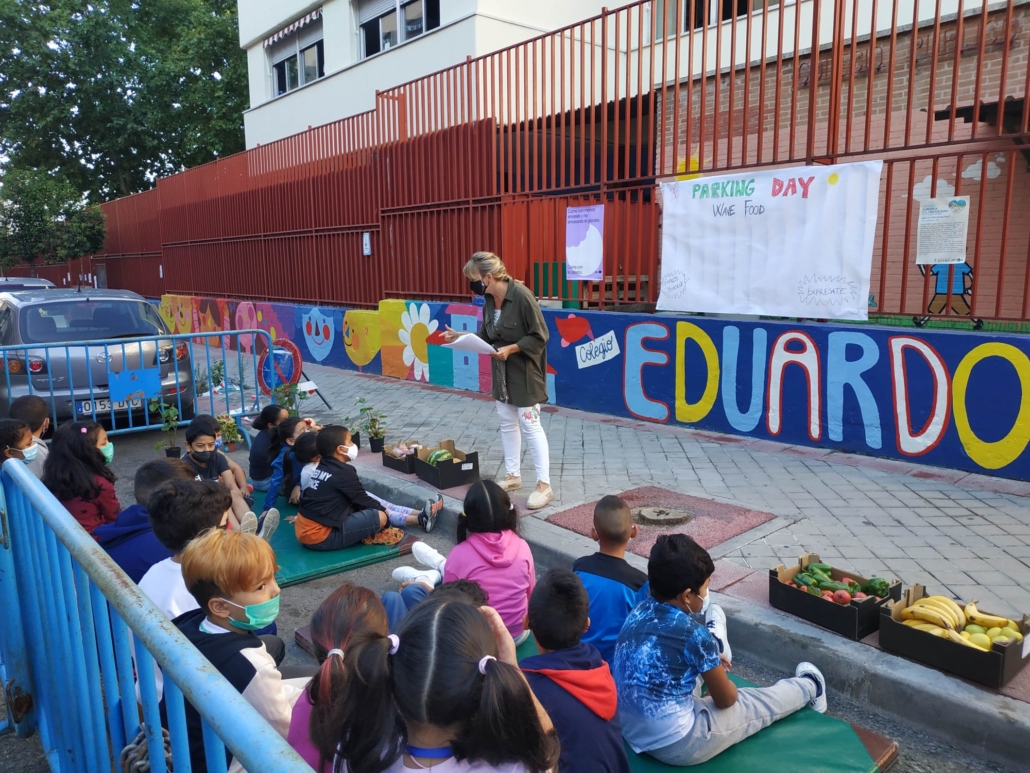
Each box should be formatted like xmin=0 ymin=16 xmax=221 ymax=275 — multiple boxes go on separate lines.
xmin=399 ymin=302 xmax=438 ymax=381
xmin=828 ymin=173 xmax=840 ymax=186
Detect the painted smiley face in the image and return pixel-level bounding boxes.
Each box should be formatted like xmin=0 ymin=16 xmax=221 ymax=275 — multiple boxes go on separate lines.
xmin=343 ymin=310 xmax=380 ymax=368
xmin=303 ymin=308 xmax=335 ymax=362
xmin=173 ymin=297 xmax=192 ymax=333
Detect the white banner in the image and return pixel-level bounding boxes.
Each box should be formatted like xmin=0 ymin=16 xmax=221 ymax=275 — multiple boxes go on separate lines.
xmin=657 ymin=161 xmax=883 ymax=320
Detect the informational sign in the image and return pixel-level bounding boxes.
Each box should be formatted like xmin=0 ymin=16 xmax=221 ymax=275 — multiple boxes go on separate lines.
xmin=657 ymin=161 xmax=883 ymax=321
xmin=566 ymin=204 xmax=605 ymax=281
xmin=575 ymin=329 xmax=621 ymax=369
xmin=916 ymin=196 xmax=970 ymax=265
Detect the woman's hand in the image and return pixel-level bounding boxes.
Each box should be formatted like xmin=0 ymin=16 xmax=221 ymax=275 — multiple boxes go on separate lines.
xmin=491 ymin=344 xmax=519 ymax=361
xmin=442 ymin=325 xmax=464 ymax=344
xmin=479 ymin=605 xmax=518 ymax=666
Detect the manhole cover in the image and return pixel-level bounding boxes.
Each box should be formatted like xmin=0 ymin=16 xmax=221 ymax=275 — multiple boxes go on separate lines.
xmin=632 ymin=506 xmax=692 ymax=526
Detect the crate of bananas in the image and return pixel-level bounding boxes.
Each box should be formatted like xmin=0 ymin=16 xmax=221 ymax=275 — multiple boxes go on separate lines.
xmin=880 ymin=584 xmax=1030 ymax=688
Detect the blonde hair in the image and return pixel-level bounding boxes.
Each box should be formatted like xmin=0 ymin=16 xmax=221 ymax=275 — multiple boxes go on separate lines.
xmin=180 ymin=529 xmax=279 ymax=610
xmin=464 ymin=251 xmax=510 ymax=282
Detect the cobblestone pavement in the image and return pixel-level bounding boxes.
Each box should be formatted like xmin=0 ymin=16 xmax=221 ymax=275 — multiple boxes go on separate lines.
xmin=299 ymin=361 xmax=1030 ymax=620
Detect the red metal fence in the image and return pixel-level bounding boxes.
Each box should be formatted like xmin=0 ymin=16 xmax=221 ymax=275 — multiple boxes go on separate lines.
xmin=75 ymin=0 xmax=1030 ymax=321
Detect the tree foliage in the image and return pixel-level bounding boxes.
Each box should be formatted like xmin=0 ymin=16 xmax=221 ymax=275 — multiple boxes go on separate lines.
xmin=0 ymin=0 xmax=248 ymax=202
xmin=0 ymin=169 xmax=107 ymax=271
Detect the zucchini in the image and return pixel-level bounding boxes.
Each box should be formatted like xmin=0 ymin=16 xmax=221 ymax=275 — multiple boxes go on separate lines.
xmin=818 ymin=580 xmax=852 ymax=593
xmin=809 ymin=562 xmax=834 ymax=573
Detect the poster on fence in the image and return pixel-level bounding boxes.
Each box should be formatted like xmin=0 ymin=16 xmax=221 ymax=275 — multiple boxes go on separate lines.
xmin=916 ymin=196 xmax=970 ymax=265
xmin=566 ymin=204 xmax=605 ymax=281
xmin=657 ymin=160 xmax=883 ymax=320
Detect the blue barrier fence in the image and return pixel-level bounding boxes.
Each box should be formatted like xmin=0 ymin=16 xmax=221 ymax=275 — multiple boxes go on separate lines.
xmin=0 ymin=460 xmax=314 ymax=772
xmin=0 ymin=329 xmax=279 ymax=437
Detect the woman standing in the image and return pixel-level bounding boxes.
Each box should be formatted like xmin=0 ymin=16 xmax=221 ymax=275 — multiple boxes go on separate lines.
xmin=443 ymin=252 xmax=553 ymax=510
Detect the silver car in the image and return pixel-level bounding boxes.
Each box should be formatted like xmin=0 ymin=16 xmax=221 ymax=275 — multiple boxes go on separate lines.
xmin=0 ymin=289 xmax=195 ymax=425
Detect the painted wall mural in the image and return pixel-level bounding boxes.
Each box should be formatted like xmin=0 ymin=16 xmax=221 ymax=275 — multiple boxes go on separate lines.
xmin=160 ymin=294 xmax=1030 ymax=480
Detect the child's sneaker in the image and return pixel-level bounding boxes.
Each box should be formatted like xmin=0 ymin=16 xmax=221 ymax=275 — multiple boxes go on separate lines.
xmin=705 ymin=603 xmax=732 ymax=665
xmin=239 ymin=511 xmax=258 ymax=534
xmin=412 ymin=541 xmax=447 ymax=574
xmin=795 ymin=662 xmax=827 ymax=714
xmin=418 ymin=495 xmax=443 ymax=533
xmin=258 ymin=508 xmax=280 ymax=542
xmin=498 ymin=473 xmax=523 ymax=492
xmin=392 ymin=566 xmax=441 ymax=587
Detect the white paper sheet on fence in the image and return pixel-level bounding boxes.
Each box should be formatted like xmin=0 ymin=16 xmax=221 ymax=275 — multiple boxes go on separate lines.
xmin=657 ymin=160 xmax=883 ymax=320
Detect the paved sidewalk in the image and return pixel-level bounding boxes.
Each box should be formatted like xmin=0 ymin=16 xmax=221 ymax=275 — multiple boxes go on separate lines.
xmin=302 ymin=361 xmax=1030 ymax=620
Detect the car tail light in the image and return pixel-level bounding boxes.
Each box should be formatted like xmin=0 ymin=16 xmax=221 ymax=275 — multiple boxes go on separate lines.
xmin=28 ymin=359 xmax=46 ymax=374
xmin=5 ymin=358 xmax=23 ymax=374
xmin=175 ymin=343 xmax=188 ymax=360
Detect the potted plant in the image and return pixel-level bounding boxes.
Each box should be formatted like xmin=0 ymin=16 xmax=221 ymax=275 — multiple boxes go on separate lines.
xmin=355 ymin=396 xmax=387 ymax=453
xmin=217 ymin=413 xmax=242 ymax=452
xmin=149 ymin=399 xmax=181 ymax=458
xmin=272 ymin=382 xmax=306 ymax=417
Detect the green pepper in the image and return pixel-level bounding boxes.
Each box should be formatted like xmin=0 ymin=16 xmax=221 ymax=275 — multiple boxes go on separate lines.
xmin=807 ymin=567 xmax=833 ymax=584
xmin=847 ymin=581 xmax=861 ymax=594
xmin=806 ymin=584 xmax=823 ymax=596
xmin=794 ymin=573 xmax=819 ymax=588
xmin=818 ymin=580 xmax=852 ymax=593
xmin=861 ymin=578 xmax=890 ymax=598
xmin=809 ymin=562 xmax=834 ymax=573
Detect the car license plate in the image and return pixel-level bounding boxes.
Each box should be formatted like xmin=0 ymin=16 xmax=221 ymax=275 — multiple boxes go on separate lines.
xmin=77 ymin=398 xmax=143 ymax=414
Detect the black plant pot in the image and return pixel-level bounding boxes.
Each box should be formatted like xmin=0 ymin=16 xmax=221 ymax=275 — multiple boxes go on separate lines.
xmin=165 ymin=447 xmax=181 ymax=458
xmin=369 ymin=437 xmax=385 ymax=453
xmin=352 ymin=431 xmax=361 ymax=449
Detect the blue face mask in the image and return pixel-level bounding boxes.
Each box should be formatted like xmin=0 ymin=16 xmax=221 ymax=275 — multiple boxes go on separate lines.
xmin=9 ymin=444 xmax=38 ymax=464
xmin=222 ymin=595 xmax=281 ymax=631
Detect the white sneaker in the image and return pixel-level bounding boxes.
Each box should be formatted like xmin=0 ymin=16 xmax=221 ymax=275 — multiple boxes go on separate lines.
xmin=526 ymin=485 xmax=554 ymax=510
xmin=392 ymin=566 xmax=441 ymax=587
xmin=795 ymin=662 xmax=827 ymax=714
xmin=498 ymin=473 xmax=523 ymax=492
xmin=258 ymin=508 xmax=280 ymax=542
xmin=239 ymin=511 xmax=258 ymax=534
xmin=412 ymin=541 xmax=447 ymax=574
xmin=705 ymin=603 xmax=732 ymax=665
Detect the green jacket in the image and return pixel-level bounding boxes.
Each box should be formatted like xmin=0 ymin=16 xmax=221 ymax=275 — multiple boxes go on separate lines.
xmin=477 ymin=280 xmax=550 ymax=406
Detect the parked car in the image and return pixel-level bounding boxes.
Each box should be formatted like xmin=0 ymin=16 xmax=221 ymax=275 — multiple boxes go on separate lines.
xmin=0 ymin=289 xmax=195 ymax=425
xmin=0 ymin=277 xmax=56 ymax=291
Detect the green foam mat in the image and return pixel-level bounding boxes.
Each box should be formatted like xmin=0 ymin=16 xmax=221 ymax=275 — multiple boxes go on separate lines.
xmin=253 ymin=491 xmax=416 ymax=588
xmin=515 ymin=638 xmax=885 ymax=773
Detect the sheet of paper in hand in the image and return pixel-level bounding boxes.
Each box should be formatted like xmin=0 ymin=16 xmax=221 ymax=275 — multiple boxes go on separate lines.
xmin=657 ymin=160 xmax=883 ymax=320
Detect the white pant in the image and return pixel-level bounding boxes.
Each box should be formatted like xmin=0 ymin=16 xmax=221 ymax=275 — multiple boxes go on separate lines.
xmin=495 ymin=402 xmax=550 ymax=485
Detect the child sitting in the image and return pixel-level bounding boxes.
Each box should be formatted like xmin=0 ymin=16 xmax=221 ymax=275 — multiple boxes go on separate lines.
xmin=249 ymin=405 xmax=288 ymax=491
xmin=613 ymin=534 xmax=827 ymax=766
xmin=294 ymin=430 xmax=320 ymax=493
xmin=262 ymin=415 xmax=308 ymax=512
xmin=183 ymin=415 xmax=276 ymax=540
xmin=342 ymin=597 xmax=559 ymax=773
xmin=287 ymin=583 xmax=392 ymax=772
xmin=94 ymin=459 xmax=195 ymax=583
xmin=8 ymin=395 xmax=51 ymax=478
xmin=42 ymin=421 xmax=120 ymax=537
xmin=381 ymin=577 xmax=489 ymax=633
xmin=521 ymin=569 xmax=630 ymax=773
xmin=1 ymin=418 xmax=39 ymax=470
xmin=295 ymin=425 xmax=439 ymax=551
xmin=172 ymin=529 xmax=306 ymax=773
xmin=573 ymin=495 xmax=648 ymax=663
xmin=397 ymin=479 xmax=535 ymax=643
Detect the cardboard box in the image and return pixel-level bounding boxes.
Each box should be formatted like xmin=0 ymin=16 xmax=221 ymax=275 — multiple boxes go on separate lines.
xmin=415 ymin=440 xmax=480 ymax=489
xmin=382 ymin=441 xmax=422 ymax=474
xmin=879 ymin=584 xmax=1030 ymax=688
xmin=769 ymin=553 xmax=902 ymax=640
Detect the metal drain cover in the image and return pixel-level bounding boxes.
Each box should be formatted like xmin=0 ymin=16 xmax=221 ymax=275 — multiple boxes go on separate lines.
xmin=632 ymin=506 xmax=692 ymax=526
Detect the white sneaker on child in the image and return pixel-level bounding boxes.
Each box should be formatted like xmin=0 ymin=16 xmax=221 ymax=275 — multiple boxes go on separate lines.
xmin=411 ymin=541 xmax=447 ymax=574
xmin=392 ymin=566 xmax=441 ymax=587
xmin=795 ymin=662 xmax=827 ymax=714
xmin=705 ymin=603 xmax=732 ymax=665
xmin=258 ymin=508 xmax=280 ymax=542
xmin=239 ymin=511 xmax=258 ymax=535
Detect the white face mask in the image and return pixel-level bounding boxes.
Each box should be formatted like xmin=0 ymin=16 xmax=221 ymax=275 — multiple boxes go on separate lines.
xmin=698 ymin=591 xmax=710 ymax=615
xmin=344 ymin=444 xmax=358 ymax=461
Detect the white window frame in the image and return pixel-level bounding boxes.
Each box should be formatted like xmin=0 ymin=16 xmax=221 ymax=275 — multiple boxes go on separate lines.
xmin=649 ymin=0 xmax=796 ymax=42
xmin=269 ymin=19 xmax=325 ymax=98
xmin=358 ymin=0 xmax=440 ymax=60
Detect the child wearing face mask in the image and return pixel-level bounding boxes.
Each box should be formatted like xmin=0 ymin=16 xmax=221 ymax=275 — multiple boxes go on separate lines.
xmin=41 ymin=421 xmax=120 ymax=537
xmin=612 ymin=534 xmax=827 ymax=767
xmin=1 ymin=418 xmax=40 ymax=469
xmin=8 ymin=395 xmax=51 ymax=479
xmin=295 ymin=425 xmax=440 ymax=551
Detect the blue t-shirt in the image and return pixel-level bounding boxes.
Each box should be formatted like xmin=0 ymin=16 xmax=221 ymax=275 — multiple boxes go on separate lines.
xmin=612 ymin=595 xmax=721 ymax=753
xmin=931 ymin=263 xmax=971 ymax=294
xmin=573 ymin=552 xmax=649 ymax=663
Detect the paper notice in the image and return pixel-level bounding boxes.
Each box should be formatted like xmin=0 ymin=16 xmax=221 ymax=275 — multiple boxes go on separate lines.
xmin=916 ymin=196 xmax=970 ymax=265
xmin=443 ymin=335 xmax=496 ymax=355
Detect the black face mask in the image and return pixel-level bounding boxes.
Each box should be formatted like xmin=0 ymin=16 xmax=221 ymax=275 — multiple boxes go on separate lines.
xmin=469 ymin=280 xmax=487 ymax=296
xmin=192 ymin=450 xmax=213 ymax=464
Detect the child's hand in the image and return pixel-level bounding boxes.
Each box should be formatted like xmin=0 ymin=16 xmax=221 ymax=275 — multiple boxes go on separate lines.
xmin=479 ymin=605 xmax=517 ymax=667
xmin=289 ymin=486 xmax=301 ymax=505
xmin=720 ymin=654 xmax=732 ymax=670
xmin=285 ymin=515 xmax=297 ymax=524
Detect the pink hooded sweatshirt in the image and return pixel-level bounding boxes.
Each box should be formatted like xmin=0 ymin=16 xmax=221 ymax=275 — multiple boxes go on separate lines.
xmin=443 ymin=530 xmax=536 ymax=638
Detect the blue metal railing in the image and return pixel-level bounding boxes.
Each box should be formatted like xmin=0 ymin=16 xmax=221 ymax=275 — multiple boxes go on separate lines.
xmin=0 ymin=460 xmax=314 ymax=772
xmin=0 ymin=329 xmax=280 ymax=437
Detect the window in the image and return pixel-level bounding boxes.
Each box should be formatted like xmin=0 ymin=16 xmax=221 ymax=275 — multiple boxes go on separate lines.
xmin=653 ymin=0 xmax=788 ymax=39
xmin=359 ymin=0 xmax=440 ymax=59
xmin=270 ymin=18 xmax=325 ymax=97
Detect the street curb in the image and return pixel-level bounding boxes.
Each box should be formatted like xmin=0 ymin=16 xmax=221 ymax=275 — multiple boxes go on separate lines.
xmin=354 ymin=465 xmax=1030 ymax=769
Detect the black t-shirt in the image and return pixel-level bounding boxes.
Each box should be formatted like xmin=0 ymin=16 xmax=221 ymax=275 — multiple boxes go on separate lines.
xmin=182 ymin=451 xmax=231 ymax=481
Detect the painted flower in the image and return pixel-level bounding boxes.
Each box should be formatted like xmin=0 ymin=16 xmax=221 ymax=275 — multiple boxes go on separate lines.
xmin=399 ymin=302 xmax=438 ymax=382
